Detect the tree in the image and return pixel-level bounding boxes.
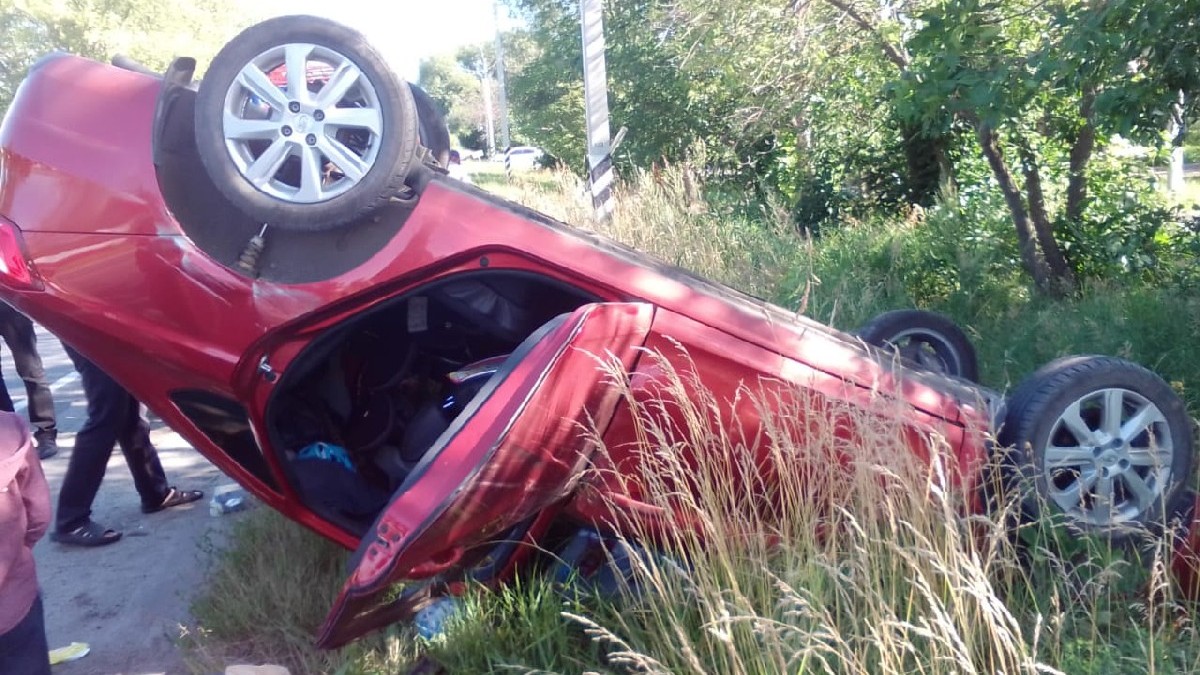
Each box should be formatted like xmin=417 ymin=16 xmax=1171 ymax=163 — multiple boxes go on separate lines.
xmin=505 ymin=0 xmax=745 ymax=172
xmin=894 ymin=0 xmax=1200 ymax=296
xmin=418 ymin=54 xmax=486 ymax=149
xmin=2 ymin=0 xmax=248 ymax=113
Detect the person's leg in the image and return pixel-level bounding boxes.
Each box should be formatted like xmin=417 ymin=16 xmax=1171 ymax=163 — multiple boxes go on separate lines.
xmin=114 ymin=395 xmax=170 ymax=507
xmin=116 ymin=399 xmax=203 ymax=512
xmin=0 ymin=306 xmax=58 ymax=456
xmin=55 ymin=347 xmax=126 ymax=533
xmin=0 ymin=594 xmax=52 ymax=675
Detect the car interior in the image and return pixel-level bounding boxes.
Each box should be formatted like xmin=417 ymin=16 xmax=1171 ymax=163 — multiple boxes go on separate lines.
xmin=265 ymin=271 xmax=599 ymax=535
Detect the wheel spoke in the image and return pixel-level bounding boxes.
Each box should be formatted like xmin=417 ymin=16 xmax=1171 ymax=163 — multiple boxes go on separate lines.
xmin=244 ymin=138 xmax=293 ymax=186
xmin=285 ymin=43 xmax=314 ymax=102
xmin=1101 ymin=389 xmax=1125 ymax=436
xmin=1043 ymin=445 xmax=1094 ymax=469
xmin=224 ymin=114 xmax=279 ymax=141
xmin=296 ymin=145 xmax=326 ymax=202
xmin=1119 ymin=402 xmax=1164 ymax=444
xmin=1059 ymin=401 xmax=1097 ymax=446
xmin=236 ymin=65 xmax=289 ymax=112
xmin=1095 ymin=474 xmax=1115 ymax=517
xmin=315 ymin=61 xmax=363 ymax=109
xmin=322 ymin=106 xmax=382 ymax=135
xmin=1127 ymin=448 xmax=1166 ymax=467
xmin=1121 ymin=472 xmax=1157 ymax=509
xmin=1050 ymin=469 xmax=1098 ymax=513
xmin=316 ymin=136 xmax=368 ymax=181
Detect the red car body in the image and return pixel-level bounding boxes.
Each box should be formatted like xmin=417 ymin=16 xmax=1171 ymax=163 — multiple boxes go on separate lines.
xmin=3 ymin=53 xmax=1191 ymax=647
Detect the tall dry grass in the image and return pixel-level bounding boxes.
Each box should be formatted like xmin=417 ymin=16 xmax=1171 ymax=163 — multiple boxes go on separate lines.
xmin=578 ymin=351 xmax=1050 ymax=674
xmin=491 ymin=167 xmax=809 ymax=305
xmin=434 ymin=349 xmax=1197 ymax=674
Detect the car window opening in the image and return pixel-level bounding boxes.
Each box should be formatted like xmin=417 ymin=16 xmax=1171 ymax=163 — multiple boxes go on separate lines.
xmin=266 ymin=272 xmax=598 ymax=536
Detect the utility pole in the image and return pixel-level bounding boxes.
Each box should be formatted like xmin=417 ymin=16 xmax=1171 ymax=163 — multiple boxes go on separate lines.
xmin=580 ymin=0 xmax=614 ymax=220
xmin=493 ymin=0 xmax=511 ymax=151
xmin=477 ymin=47 xmax=496 ymax=157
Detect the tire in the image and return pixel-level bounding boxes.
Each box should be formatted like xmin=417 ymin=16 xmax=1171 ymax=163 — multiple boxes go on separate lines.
xmin=409 ymin=83 xmax=451 ymax=168
xmin=997 ymin=355 xmax=1195 ymax=541
xmin=195 ymin=15 xmax=420 ymax=231
xmin=855 ymin=309 xmax=979 ymax=382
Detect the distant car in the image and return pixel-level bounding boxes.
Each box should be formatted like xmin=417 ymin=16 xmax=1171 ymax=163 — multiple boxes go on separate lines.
xmin=505 ymin=145 xmax=544 ymax=171
xmin=1 ymin=13 xmax=1196 ymax=650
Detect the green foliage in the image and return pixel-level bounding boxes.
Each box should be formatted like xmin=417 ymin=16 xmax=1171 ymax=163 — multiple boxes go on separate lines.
xmin=1059 ymin=156 xmax=1176 ymax=281
xmin=506 ymin=0 xmax=739 ymax=173
xmin=417 ymin=54 xmax=484 ymax=149
xmin=504 ymin=0 xmax=955 ymax=221
xmin=1 ymin=0 xmax=250 ymax=113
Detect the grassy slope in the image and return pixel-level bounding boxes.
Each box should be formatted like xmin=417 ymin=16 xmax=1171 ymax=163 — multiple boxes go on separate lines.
xmin=184 ymin=169 xmax=1200 ymax=674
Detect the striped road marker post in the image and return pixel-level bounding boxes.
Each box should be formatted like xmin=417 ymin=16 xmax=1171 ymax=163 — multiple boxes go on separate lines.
xmin=580 ymin=0 xmax=614 ymax=220
xmin=504 ymin=147 xmax=513 ymax=183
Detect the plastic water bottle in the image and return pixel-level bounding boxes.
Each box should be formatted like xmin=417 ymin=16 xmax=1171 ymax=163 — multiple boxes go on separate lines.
xmin=209 ymin=483 xmax=248 ymax=516
xmin=413 ymin=596 xmax=461 ymax=639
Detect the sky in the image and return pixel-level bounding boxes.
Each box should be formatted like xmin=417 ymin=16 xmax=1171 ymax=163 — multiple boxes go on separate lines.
xmin=245 ymin=0 xmax=524 ymax=82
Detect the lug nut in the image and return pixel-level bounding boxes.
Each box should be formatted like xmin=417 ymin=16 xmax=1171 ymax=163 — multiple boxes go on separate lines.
xmin=281 ymin=125 xmax=293 ymax=136
xmin=306 ymin=134 xmax=317 ymax=146
xmin=313 ymin=110 xmax=325 ymax=121
xmin=288 ymin=101 xmax=301 ymax=113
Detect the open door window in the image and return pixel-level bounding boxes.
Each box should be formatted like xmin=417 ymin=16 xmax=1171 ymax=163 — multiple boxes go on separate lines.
xmin=316 ymin=302 xmax=654 ymax=648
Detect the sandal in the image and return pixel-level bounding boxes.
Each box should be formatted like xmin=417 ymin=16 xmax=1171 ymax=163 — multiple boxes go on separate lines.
xmin=142 ymin=486 xmax=204 ymax=514
xmin=51 ymin=521 xmax=122 ymax=547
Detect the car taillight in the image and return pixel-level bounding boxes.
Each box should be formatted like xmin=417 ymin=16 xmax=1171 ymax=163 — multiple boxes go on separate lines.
xmin=0 ymin=217 xmax=42 ymax=290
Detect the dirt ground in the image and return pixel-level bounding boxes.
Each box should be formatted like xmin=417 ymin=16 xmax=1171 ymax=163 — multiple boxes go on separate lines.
xmin=33 ymin=424 xmax=242 ymax=675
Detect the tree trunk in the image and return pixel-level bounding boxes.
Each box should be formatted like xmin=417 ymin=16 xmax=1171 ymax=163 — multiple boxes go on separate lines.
xmin=1016 ymin=139 xmax=1075 ymax=294
xmin=1066 ymin=92 xmax=1096 ymax=224
xmin=901 ymin=123 xmax=950 ymax=206
xmin=1168 ymin=90 xmax=1186 ymax=194
xmin=975 ymin=124 xmax=1055 ymax=295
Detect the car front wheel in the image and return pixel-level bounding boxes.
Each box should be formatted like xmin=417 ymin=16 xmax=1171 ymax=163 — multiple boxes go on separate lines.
xmin=855 ymin=309 xmax=979 ymax=382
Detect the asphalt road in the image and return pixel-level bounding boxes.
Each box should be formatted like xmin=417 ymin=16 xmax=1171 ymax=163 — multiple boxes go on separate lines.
xmin=10 ymin=324 xmax=242 ymax=675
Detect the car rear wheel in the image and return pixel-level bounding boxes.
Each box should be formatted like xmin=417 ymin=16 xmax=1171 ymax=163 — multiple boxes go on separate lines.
xmin=855 ymin=309 xmax=979 ymax=382
xmin=998 ymin=355 xmax=1195 ymax=540
xmin=194 ymin=15 xmax=420 ymax=231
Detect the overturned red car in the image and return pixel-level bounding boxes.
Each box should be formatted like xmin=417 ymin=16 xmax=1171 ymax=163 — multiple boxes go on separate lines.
xmin=1 ymin=15 xmax=1196 ymax=648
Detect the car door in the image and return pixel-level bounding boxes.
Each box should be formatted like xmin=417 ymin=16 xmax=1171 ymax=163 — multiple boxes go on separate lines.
xmin=315 ymin=301 xmax=655 ymax=648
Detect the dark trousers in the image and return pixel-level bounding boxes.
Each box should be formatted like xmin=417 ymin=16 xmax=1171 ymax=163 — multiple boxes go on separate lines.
xmin=0 ymin=594 xmax=51 ymax=675
xmin=0 ymin=303 xmax=56 ymax=442
xmin=56 ymin=346 xmax=169 ymax=531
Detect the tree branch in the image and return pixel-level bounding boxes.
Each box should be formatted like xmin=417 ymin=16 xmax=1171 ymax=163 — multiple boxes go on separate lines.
xmin=1066 ymin=90 xmax=1095 ymax=225
xmin=1016 ymin=135 xmax=1075 ymax=293
xmin=814 ymin=0 xmax=910 ymax=69
xmin=970 ymin=118 xmax=1054 ymax=294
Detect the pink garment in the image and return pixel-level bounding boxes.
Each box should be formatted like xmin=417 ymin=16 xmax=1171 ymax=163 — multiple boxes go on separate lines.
xmin=0 ymin=411 xmax=48 ymax=635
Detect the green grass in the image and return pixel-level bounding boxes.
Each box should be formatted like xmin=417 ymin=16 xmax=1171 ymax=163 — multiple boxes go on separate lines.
xmin=1165 ymin=176 xmax=1200 ymax=212
xmin=184 ymin=166 xmax=1200 ymax=674
xmin=182 ymin=510 xmax=420 ymax=674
